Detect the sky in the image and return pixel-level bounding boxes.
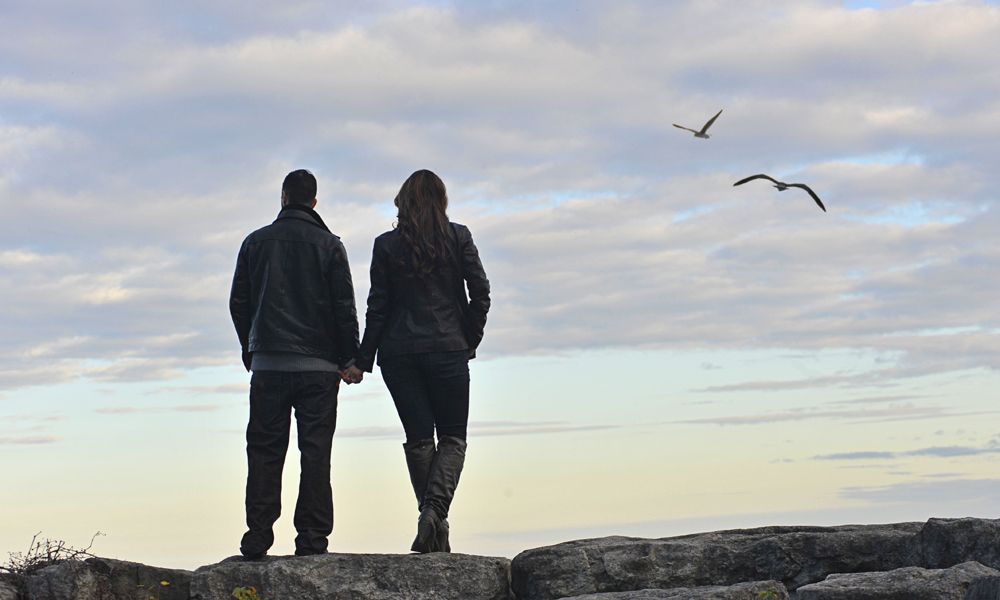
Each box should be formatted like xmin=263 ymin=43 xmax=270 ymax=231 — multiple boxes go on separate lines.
xmin=2 ymin=0 xmax=1000 ymax=570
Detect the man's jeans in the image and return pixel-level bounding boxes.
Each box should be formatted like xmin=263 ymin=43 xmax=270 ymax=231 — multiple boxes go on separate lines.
xmin=380 ymin=350 xmax=470 ymax=442
xmin=241 ymin=370 xmax=339 ymax=556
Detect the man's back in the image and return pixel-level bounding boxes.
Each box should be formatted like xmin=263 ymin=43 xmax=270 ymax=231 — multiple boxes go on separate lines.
xmin=230 ymin=206 xmax=359 ymax=368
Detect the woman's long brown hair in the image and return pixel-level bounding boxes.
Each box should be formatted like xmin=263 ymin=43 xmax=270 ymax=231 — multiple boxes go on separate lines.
xmin=394 ymin=169 xmax=452 ymax=275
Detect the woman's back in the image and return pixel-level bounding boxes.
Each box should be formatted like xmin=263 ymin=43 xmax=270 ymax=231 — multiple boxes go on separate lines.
xmin=369 ymin=224 xmax=466 ymax=352
xmin=356 ymin=221 xmax=489 ymax=370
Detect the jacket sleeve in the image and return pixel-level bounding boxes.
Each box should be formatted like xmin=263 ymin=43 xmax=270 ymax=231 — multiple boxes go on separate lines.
xmin=460 ymin=226 xmax=490 ymax=350
xmin=355 ymin=238 xmax=390 ymax=372
xmin=329 ymin=238 xmax=360 ymax=366
xmin=229 ymin=239 xmax=252 ymax=371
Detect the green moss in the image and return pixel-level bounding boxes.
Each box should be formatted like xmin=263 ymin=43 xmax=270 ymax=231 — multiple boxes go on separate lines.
xmin=233 ymin=585 xmax=262 ymax=600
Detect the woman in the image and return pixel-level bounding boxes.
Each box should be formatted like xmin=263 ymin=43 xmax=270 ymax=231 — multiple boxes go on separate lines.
xmin=345 ymin=169 xmax=490 ymax=553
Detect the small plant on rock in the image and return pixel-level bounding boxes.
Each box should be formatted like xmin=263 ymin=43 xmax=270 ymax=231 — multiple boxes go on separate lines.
xmin=1 ymin=531 xmax=104 ymax=576
xmin=0 ymin=531 xmax=104 ymax=595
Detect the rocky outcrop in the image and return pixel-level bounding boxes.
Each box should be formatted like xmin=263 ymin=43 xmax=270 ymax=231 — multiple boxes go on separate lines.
xmin=920 ymin=518 xmax=1000 ymax=570
xmin=8 ymin=517 xmax=1000 ymax=599
xmin=510 ymin=518 xmax=1000 ymax=600
xmin=24 ymin=557 xmax=192 ymax=600
xmin=795 ymin=560 xmax=1000 ymax=599
xmin=190 ymin=552 xmax=511 ymax=600
xmin=0 ymin=578 xmax=20 ymax=600
xmin=511 ymin=523 xmax=923 ymax=599
xmin=967 ymin=575 xmax=1000 ymax=599
xmin=560 ymin=580 xmax=789 ymax=599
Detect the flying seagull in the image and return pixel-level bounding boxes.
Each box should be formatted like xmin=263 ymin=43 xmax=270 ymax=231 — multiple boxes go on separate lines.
xmin=733 ymin=174 xmax=827 ymax=212
xmin=673 ymin=109 xmax=723 ymax=139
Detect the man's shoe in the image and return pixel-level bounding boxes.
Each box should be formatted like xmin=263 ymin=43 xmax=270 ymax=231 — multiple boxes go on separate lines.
xmin=240 ymin=529 xmax=273 ymax=561
xmin=294 ymin=548 xmax=327 ymax=557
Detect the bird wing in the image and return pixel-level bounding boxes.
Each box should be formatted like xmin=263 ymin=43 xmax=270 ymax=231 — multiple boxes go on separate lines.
xmin=699 ymin=109 xmax=723 ymax=134
xmin=787 ymin=183 xmax=827 ymax=212
xmin=733 ymin=174 xmax=779 ymax=186
xmin=672 ymin=124 xmax=700 ymax=134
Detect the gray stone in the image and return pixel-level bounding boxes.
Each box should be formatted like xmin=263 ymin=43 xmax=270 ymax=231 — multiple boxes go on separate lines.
xmin=190 ymin=552 xmax=511 ymax=600
xmin=966 ymin=574 xmax=1000 ymax=599
xmin=561 ymin=579 xmax=789 ymax=599
xmin=0 ymin=578 xmax=20 ymax=600
xmin=511 ymin=523 xmax=924 ymax=600
xmin=919 ymin=517 xmax=1000 ymax=570
xmin=794 ymin=560 xmax=1000 ymax=600
xmin=24 ymin=557 xmax=191 ymax=600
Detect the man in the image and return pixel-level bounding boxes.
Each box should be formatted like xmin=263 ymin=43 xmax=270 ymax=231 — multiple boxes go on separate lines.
xmin=229 ymin=169 xmax=360 ymax=559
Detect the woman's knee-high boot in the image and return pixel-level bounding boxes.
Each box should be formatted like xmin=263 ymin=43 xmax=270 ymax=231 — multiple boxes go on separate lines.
xmin=403 ymin=438 xmax=437 ymax=552
xmin=421 ymin=435 xmax=466 ymax=553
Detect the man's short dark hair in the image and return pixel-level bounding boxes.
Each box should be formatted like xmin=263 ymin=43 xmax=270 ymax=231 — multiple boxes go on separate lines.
xmin=282 ymin=169 xmax=317 ymax=205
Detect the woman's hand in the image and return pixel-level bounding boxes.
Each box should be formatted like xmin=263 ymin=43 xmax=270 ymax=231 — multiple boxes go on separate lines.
xmin=339 ymin=365 xmax=365 ymax=384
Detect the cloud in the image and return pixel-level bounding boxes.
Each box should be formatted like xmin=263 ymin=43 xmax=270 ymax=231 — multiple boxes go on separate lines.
xmin=909 ymin=445 xmax=1000 ymax=458
xmin=694 ymin=373 xmax=890 ymax=393
xmin=828 ymin=394 xmax=928 ymax=405
xmin=0 ymin=435 xmax=60 ymax=445
xmin=0 ymin=362 xmax=81 ymax=391
xmin=814 ymin=444 xmax=1000 ymax=461
xmin=674 ymin=403 xmax=991 ymax=426
xmin=815 ymin=451 xmax=898 ymax=461
xmin=468 ymin=420 xmax=618 ymax=437
xmin=839 ymin=477 xmax=1000 ymax=506
xmin=159 ymin=383 xmax=248 ymax=396
xmin=0 ymin=411 xmax=65 ymax=445
xmin=335 ymin=426 xmax=400 ymax=439
xmin=336 ymin=420 xmax=617 ymax=440
xmin=0 ymin=124 xmax=78 ymax=164
xmin=1 ymin=0 xmax=1000 ymax=393
xmin=95 ymin=404 xmax=223 ymax=415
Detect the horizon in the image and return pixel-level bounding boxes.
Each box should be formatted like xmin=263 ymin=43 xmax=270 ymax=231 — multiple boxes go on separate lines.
xmin=2 ymin=0 xmax=1000 ymax=570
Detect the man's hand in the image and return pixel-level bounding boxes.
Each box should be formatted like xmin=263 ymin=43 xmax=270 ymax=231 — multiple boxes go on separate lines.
xmin=339 ymin=365 xmax=364 ymax=384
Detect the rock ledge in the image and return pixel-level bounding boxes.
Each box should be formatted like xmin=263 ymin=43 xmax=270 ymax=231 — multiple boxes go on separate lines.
xmin=8 ymin=517 xmax=1000 ymax=600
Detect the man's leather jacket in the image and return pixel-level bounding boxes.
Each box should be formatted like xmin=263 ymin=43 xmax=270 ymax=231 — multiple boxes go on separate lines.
xmin=229 ymin=207 xmax=360 ymax=370
xmin=355 ymin=223 xmax=490 ymax=372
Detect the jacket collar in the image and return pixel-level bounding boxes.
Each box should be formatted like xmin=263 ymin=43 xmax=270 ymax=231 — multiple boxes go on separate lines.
xmin=275 ymin=205 xmax=332 ymax=233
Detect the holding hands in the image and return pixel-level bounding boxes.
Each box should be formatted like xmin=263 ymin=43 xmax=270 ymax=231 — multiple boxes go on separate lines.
xmin=339 ymin=364 xmax=364 ymax=384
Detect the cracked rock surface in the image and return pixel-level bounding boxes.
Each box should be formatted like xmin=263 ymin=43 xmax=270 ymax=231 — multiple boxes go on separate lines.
xmin=511 ymin=518 xmax=1000 ymax=600
xmin=190 ymin=552 xmax=511 ymax=600
xmin=795 ymin=560 xmax=1000 ymax=600
xmin=560 ymin=579 xmax=789 ymax=599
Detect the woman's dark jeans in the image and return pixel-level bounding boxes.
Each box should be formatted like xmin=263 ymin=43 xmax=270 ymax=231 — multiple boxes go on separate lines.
xmin=380 ymin=350 xmax=470 ymax=441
